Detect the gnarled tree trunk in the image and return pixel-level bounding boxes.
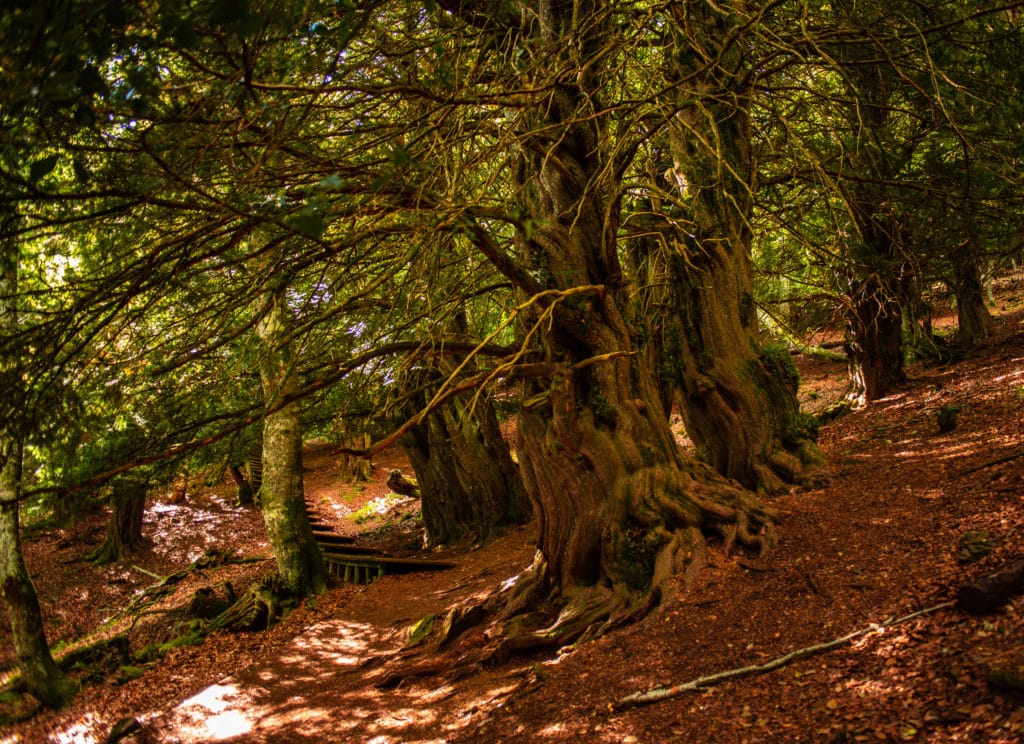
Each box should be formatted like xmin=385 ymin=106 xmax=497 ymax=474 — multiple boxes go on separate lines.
xmin=256 ymin=283 xmax=326 ymax=597
xmin=401 ymin=368 xmax=530 ymax=548
xmin=843 ymin=263 xmax=907 ymax=408
xmin=650 ymin=0 xmax=827 ymax=493
xmin=461 ymin=0 xmax=775 ymax=650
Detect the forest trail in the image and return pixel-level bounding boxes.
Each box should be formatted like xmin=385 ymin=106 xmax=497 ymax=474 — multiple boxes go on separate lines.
xmin=6 ymin=282 xmax=1024 ymax=743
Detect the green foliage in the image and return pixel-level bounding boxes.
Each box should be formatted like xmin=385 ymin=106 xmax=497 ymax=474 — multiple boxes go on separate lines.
xmin=784 ymin=412 xmax=821 ymax=448
xmin=114 ymin=665 xmax=146 ymax=684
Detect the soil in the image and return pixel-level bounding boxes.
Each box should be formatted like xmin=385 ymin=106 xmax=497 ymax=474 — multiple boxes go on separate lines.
xmin=3 ymin=276 xmax=1024 ymax=743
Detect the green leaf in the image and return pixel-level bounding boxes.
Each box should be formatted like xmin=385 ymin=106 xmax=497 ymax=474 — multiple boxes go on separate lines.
xmin=29 ymin=155 xmax=59 ymax=183
xmin=289 ymin=209 xmax=326 ymax=237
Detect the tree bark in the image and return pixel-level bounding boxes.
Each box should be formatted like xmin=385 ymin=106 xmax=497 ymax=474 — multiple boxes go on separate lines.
xmin=951 ymin=241 xmax=994 ymax=346
xmin=843 ymin=263 xmax=906 ymax=407
xmin=0 ymin=220 xmax=76 ymax=708
xmin=256 ymin=284 xmax=327 ymax=596
xmin=653 ymin=0 xmax=828 ymax=492
xmin=401 ymin=370 xmax=530 ymax=548
xmin=88 ymin=477 xmax=147 ymax=564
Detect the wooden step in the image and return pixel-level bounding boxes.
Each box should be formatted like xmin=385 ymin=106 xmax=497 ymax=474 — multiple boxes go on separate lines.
xmin=323 ymin=555 xmax=456 ymax=585
xmin=310 ymin=525 xmax=351 ymax=537
xmin=320 ymin=544 xmax=385 ymax=557
xmin=312 ymin=532 xmax=357 ymax=545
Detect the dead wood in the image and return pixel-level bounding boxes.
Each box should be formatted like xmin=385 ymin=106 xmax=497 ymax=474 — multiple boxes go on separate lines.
xmin=612 ymin=601 xmax=955 ymax=710
xmin=209 ymin=576 xmax=293 ymax=632
xmin=957 ymin=558 xmax=1024 ymax=614
xmin=960 ymin=447 xmax=1024 ymax=476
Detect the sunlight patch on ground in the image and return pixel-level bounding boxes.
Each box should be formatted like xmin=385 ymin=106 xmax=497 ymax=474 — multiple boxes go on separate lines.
xmin=366 ymin=706 xmax=438 ymax=733
xmin=438 ymin=681 xmax=523 ymax=735
xmin=167 ymin=682 xmax=256 ymax=741
xmin=279 ymin=618 xmax=386 ymax=667
xmin=33 ymin=713 xmax=105 ymax=744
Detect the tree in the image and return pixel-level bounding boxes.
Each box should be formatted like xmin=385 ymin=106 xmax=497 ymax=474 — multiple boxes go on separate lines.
xmin=0 ymin=210 xmax=76 ymax=708
xmin=400 ymin=1 xmax=776 ymax=650
xmin=642 ymin=1 xmax=828 ymax=492
xmin=398 ymin=312 xmax=530 ymax=547
xmin=254 ymin=274 xmax=327 ymax=596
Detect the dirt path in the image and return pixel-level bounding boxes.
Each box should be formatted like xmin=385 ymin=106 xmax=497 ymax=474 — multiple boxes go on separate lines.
xmin=5 ymin=282 xmax=1024 ymax=743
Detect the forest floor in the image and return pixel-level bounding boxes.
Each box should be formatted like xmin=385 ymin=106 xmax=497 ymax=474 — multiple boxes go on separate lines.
xmin=3 ymin=276 xmax=1024 ymax=743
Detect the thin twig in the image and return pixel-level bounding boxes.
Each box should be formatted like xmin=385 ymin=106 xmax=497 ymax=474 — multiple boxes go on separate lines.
xmin=612 ymin=600 xmax=955 ymax=710
xmin=960 ymin=447 xmax=1024 ymax=476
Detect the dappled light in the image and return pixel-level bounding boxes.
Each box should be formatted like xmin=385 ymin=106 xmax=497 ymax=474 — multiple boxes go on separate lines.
xmin=2 ymin=1 xmax=1024 ymax=740
xmin=6 ymin=291 xmax=1024 ymax=743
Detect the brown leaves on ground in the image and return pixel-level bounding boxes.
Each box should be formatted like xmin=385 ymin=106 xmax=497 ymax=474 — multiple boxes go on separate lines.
xmin=3 ymin=278 xmax=1024 ymax=742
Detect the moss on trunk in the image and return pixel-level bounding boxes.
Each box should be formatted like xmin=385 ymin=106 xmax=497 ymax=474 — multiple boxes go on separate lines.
xmin=637 ymin=1 xmax=828 ymax=493
xmin=256 ymin=284 xmax=327 ymax=597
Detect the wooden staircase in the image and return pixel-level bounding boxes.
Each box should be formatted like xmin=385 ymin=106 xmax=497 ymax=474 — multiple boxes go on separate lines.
xmin=304 ymin=498 xmax=454 ymax=585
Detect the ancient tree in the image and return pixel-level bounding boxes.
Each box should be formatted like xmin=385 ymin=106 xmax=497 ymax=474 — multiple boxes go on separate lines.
xmin=647 ymin=1 xmax=828 ymax=492
xmin=426 ymin=0 xmax=775 ymax=649
xmin=399 ymin=342 xmax=531 ymax=546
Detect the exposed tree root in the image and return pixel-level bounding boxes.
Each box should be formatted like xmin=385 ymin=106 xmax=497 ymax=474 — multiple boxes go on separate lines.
xmin=209 ymin=575 xmax=294 ymax=632
xmin=377 ymin=481 xmax=777 ymax=690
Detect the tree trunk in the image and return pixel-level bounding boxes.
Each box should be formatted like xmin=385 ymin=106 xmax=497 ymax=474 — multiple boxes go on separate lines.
xmin=834 ymin=6 xmax=910 ymax=409
xmin=649 ymin=1 xmax=828 ymax=493
xmin=256 ymin=284 xmax=327 ymax=597
xmin=952 ymin=243 xmax=994 ymax=346
xmin=844 ymin=268 xmax=906 ymax=408
xmin=473 ymin=0 xmax=774 ymax=648
xmin=901 ymin=266 xmax=938 ymax=361
xmin=229 ymin=464 xmax=255 ymax=506
xmin=401 ymin=373 xmax=530 ymax=548
xmin=0 ymin=224 xmax=76 ymax=708
xmin=88 ymin=477 xmax=147 ymax=564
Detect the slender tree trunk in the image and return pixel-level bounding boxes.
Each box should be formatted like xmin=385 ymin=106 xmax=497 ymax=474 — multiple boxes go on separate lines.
xmin=256 ymin=285 xmax=326 ymax=596
xmin=0 ymin=219 xmax=75 ymax=707
xmin=88 ymin=477 xmax=147 ymax=564
xmin=654 ymin=1 xmax=827 ymax=492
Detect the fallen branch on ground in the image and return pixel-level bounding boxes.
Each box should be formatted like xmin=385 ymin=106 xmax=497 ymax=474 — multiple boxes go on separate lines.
xmin=960 ymin=447 xmax=1024 ymax=476
xmin=612 ymin=600 xmax=955 ymax=710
